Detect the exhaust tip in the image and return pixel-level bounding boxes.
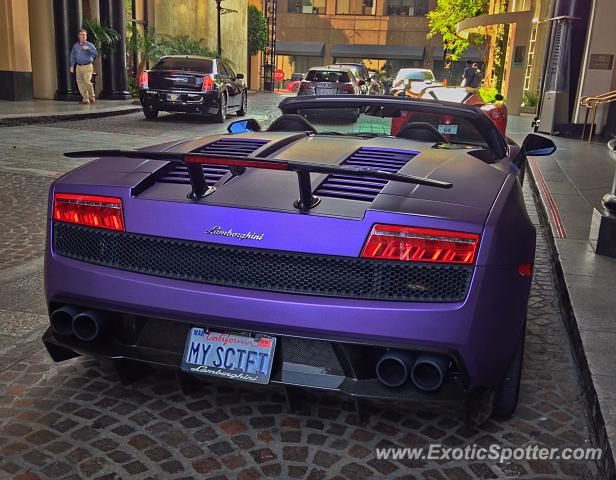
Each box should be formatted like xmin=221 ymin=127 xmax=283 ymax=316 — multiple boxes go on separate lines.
xmin=73 ymin=310 xmax=106 ymax=342
xmin=376 ymin=350 xmax=414 ymax=388
xmin=50 ymin=306 xmax=79 ymax=337
xmin=410 ymin=354 xmax=450 ymax=392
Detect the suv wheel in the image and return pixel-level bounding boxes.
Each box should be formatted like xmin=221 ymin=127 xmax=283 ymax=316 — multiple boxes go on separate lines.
xmin=214 ymin=94 xmax=227 ymax=123
xmin=143 ymin=104 xmax=159 ymax=120
xmin=236 ymin=90 xmax=247 ymax=116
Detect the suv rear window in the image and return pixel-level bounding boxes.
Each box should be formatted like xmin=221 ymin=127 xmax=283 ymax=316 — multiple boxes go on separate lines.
xmin=153 ymin=58 xmax=214 ymax=72
xmin=306 ymin=70 xmax=351 ymax=83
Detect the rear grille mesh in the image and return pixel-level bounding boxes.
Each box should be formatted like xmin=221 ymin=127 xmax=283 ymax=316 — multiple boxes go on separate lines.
xmin=157 ymin=138 xmax=269 ymax=186
xmin=53 ymin=222 xmax=472 ymax=302
xmin=315 ymin=147 xmax=418 ymax=202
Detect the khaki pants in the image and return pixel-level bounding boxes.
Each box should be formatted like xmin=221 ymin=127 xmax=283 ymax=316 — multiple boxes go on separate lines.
xmin=76 ymin=64 xmax=95 ymax=101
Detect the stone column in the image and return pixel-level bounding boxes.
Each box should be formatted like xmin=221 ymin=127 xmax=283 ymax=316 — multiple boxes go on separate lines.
xmin=99 ymin=0 xmax=130 ymax=99
xmin=53 ymin=0 xmax=82 ymax=100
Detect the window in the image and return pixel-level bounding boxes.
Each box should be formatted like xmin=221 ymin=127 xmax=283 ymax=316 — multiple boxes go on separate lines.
xmin=336 ymin=0 xmax=376 ymax=15
xmin=223 ymin=62 xmax=236 ymax=78
xmin=306 ymin=69 xmax=352 ymax=83
xmin=288 ymin=0 xmax=326 ymax=13
xmin=387 ymin=0 xmax=428 ymax=16
xmin=153 ymin=58 xmax=214 ymax=72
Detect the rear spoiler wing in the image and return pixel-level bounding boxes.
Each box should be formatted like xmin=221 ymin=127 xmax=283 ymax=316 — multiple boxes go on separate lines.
xmin=65 ymin=149 xmax=452 ymax=211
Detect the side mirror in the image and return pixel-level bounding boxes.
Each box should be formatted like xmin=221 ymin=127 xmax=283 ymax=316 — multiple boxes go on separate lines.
xmin=227 ymin=118 xmax=261 ymax=134
xmin=522 ymin=133 xmax=556 ymax=156
xmin=494 ymin=93 xmax=504 ymax=101
xmin=235 ymin=73 xmax=244 ymax=80
xmin=425 ymin=79 xmax=433 ymax=85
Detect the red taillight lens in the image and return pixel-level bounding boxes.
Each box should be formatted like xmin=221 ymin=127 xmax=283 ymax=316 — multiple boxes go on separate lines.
xmin=518 ymin=263 xmax=533 ymax=278
xmin=361 ymin=224 xmax=480 ymax=265
xmin=53 ymin=193 xmax=124 ymax=231
xmin=299 ymin=82 xmax=312 ymax=91
xmin=202 ymin=74 xmax=214 ymax=92
xmin=339 ymin=84 xmax=354 ymax=94
xmin=138 ymin=70 xmax=148 ymax=89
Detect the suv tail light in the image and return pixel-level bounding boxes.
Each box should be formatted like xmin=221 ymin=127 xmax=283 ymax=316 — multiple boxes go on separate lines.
xmin=202 ymin=74 xmax=215 ymax=92
xmin=339 ymin=84 xmax=355 ymax=94
xmin=53 ymin=193 xmax=124 ymax=231
xmin=138 ymin=70 xmax=148 ymax=89
xmin=299 ymin=82 xmax=313 ymax=92
xmin=361 ymin=224 xmax=480 ymax=265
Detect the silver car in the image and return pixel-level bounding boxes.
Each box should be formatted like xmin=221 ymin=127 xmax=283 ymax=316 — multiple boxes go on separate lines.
xmin=298 ymin=67 xmax=363 ymax=96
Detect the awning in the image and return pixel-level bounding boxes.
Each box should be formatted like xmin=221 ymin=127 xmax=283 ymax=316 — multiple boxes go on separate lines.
xmin=331 ymin=44 xmax=425 ymax=60
xmin=457 ymin=11 xmax=532 ymax=38
xmin=276 ymin=41 xmax=324 ymax=57
xmin=433 ymin=46 xmax=483 ymax=61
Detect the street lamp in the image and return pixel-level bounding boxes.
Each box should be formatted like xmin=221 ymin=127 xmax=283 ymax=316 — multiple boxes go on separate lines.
xmin=215 ymin=0 xmax=237 ymax=58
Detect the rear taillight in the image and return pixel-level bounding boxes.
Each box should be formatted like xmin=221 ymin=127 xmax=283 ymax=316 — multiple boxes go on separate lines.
xmin=339 ymin=84 xmax=355 ymax=94
xmin=202 ymin=74 xmax=215 ymax=92
xmin=299 ymin=82 xmax=312 ymax=91
xmin=53 ymin=193 xmax=124 ymax=231
xmin=138 ymin=70 xmax=148 ymax=89
xmin=361 ymin=224 xmax=480 ymax=265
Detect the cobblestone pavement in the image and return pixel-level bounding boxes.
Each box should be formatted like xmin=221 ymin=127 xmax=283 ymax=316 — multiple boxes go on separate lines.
xmin=0 ymin=96 xmax=602 ymax=479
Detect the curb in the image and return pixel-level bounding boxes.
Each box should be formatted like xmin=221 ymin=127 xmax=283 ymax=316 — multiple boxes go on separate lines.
xmin=0 ymin=106 xmax=142 ymax=127
xmin=527 ymin=165 xmax=615 ymax=480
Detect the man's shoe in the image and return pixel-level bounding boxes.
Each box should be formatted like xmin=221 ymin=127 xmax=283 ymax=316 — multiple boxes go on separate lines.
xmin=90 ymin=98 xmax=96 ymax=104
xmin=81 ymin=99 xmax=90 ymax=104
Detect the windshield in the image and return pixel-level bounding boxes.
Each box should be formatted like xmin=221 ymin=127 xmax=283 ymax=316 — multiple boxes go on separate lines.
xmin=306 ymin=70 xmax=352 ymax=83
xmin=421 ymin=88 xmax=472 ymax=103
xmin=295 ymin=106 xmax=488 ymax=147
xmin=153 ymin=57 xmax=214 ymax=72
xmin=394 ymin=70 xmax=434 ymax=83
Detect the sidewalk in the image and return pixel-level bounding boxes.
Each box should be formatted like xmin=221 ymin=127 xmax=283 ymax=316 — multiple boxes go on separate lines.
xmin=0 ymin=99 xmax=141 ymax=126
xmin=509 ymin=115 xmax=616 ymax=479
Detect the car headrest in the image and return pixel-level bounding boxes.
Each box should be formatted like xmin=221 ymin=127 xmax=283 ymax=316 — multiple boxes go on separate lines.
xmin=395 ymin=121 xmax=448 ymax=143
xmin=266 ymin=114 xmax=317 ymax=133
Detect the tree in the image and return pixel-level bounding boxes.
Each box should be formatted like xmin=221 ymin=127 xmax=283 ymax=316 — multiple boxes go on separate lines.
xmin=426 ymin=0 xmax=489 ymax=60
xmin=247 ymin=5 xmax=267 ymax=57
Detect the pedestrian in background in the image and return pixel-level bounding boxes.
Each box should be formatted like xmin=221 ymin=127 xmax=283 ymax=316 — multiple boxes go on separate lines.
xmin=471 ymin=62 xmax=483 ymax=88
xmin=461 ymin=60 xmax=476 ymax=87
xmin=69 ymin=29 xmax=98 ymax=104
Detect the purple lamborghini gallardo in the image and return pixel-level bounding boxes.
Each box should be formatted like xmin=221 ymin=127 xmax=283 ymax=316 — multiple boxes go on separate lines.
xmin=44 ymin=96 xmax=556 ymax=421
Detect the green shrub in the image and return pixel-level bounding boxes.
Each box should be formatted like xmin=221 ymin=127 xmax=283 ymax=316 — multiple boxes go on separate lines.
xmin=522 ymin=90 xmax=539 ymax=107
xmin=478 ymin=86 xmax=504 ymax=103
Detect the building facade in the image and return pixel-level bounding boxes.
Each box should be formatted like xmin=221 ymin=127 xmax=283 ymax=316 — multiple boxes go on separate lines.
xmin=272 ymin=0 xmax=481 ymax=86
xmin=0 ymin=0 xmax=248 ymax=101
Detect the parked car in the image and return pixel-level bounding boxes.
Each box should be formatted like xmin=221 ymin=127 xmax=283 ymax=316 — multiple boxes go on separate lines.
xmin=391 ymin=68 xmax=438 ymax=97
xmin=298 ymin=67 xmax=362 ymax=96
xmin=139 ymin=55 xmax=247 ymax=123
xmin=418 ymin=86 xmax=508 ymax=136
xmin=286 ymin=72 xmax=305 ymax=93
xmin=45 ymin=95 xmax=556 ymax=421
xmin=331 ymin=62 xmax=371 ymax=95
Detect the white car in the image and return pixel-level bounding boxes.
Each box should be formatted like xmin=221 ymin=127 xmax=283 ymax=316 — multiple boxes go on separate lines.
xmin=391 ymin=68 xmax=439 ymax=97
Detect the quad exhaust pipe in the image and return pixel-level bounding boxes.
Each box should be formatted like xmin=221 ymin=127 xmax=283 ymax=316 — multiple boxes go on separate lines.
xmin=376 ymin=350 xmax=450 ymax=391
xmin=50 ymin=306 xmax=107 ymax=341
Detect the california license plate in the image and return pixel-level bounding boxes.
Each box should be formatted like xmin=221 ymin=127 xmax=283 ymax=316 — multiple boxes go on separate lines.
xmin=181 ymin=328 xmax=276 ymax=384
xmin=317 ymin=88 xmax=336 ymax=95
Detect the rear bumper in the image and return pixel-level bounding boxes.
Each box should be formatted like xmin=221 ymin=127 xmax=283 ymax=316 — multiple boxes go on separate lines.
xmin=45 ymin=247 xmax=531 ymax=389
xmin=139 ymin=89 xmax=220 ymax=115
xmin=42 ymin=311 xmax=474 ymax=405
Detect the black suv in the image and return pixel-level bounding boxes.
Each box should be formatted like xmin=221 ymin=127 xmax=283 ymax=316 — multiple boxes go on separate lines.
xmin=139 ymin=56 xmax=247 ymax=122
